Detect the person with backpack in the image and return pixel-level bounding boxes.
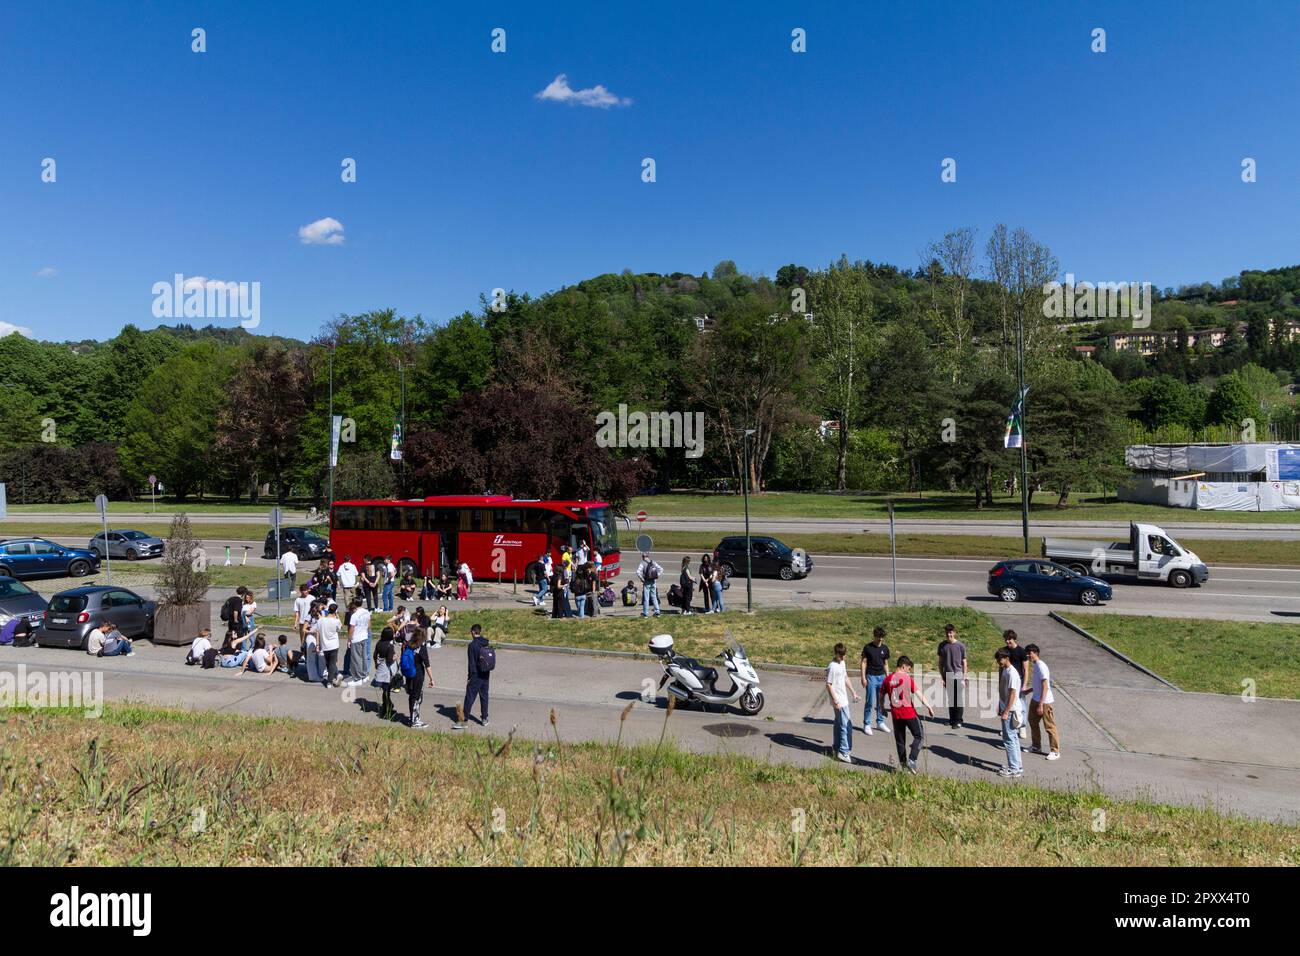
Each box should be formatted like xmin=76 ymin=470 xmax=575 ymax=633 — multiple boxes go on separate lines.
xmin=637 ymin=554 xmax=663 ymax=618
xmin=220 ymin=587 xmax=248 ymax=637
xmin=453 ymin=623 xmax=494 ymax=729
xmin=533 ymin=552 xmax=552 ymax=607
xmin=550 ymin=566 xmax=570 ymax=619
xmin=621 ymin=579 xmax=638 ymax=607
xmin=399 ymin=629 xmax=433 ymax=728
xmin=186 ymin=627 xmax=213 ymax=666
xmin=372 ymin=626 xmax=398 ymax=721
xmin=586 ymin=563 xmax=602 ymax=617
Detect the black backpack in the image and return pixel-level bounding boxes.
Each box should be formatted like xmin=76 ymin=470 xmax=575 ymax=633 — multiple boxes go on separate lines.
xmin=201 ymin=648 xmax=219 ymax=669
xmin=477 ymin=642 xmax=496 ymax=674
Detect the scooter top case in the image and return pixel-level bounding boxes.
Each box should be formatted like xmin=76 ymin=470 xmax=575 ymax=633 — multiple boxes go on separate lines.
xmin=649 ymin=634 xmax=675 ymax=657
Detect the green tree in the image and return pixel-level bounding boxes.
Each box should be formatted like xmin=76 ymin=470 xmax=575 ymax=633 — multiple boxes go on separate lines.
xmin=117 ymin=342 xmax=234 ymax=498
xmin=1205 ymin=372 xmax=1263 ymax=430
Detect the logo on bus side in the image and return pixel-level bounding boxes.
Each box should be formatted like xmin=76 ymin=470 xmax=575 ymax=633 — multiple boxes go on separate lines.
xmin=492 ymin=535 xmax=524 ymax=547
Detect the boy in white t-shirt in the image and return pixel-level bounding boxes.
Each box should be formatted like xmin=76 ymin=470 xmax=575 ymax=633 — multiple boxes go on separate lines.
xmin=1025 ymin=644 xmax=1060 ymax=759
xmin=293 ymin=584 xmax=314 ymax=650
xmin=825 ymin=642 xmax=860 ymax=763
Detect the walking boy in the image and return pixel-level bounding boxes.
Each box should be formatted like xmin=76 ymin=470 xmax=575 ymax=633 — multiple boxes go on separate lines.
xmin=453 ymin=623 xmax=494 ymax=729
xmin=995 ymin=648 xmax=1023 ymax=777
xmin=825 ymin=643 xmax=860 ymax=763
xmin=881 ymin=656 xmax=934 ymax=773
xmin=859 ymin=626 xmax=890 ymax=734
xmin=937 ymin=623 xmax=968 ymax=729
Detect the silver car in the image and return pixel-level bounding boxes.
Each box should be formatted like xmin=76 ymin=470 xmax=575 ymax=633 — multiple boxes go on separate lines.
xmin=0 ymin=577 xmax=48 ymax=633
xmin=88 ymin=529 xmax=165 ymax=561
xmin=34 ymin=585 xmax=156 ymax=650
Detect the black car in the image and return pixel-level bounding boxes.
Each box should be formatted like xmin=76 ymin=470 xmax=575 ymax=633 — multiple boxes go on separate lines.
xmin=263 ymin=527 xmax=329 ymax=560
xmin=34 ymin=585 xmax=156 ymax=650
xmin=0 ymin=577 xmax=49 ymax=635
xmin=713 ymin=535 xmax=813 ymax=581
xmin=987 ymin=559 xmax=1113 ymax=606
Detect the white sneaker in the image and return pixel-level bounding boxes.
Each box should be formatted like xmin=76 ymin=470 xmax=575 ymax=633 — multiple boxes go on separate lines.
xmin=1046 ymin=751 xmax=1060 ymax=761
xmin=835 ymin=752 xmax=852 ymax=763
xmin=864 ymin=726 xmax=874 ymax=736
xmin=877 ymin=724 xmax=889 ymax=733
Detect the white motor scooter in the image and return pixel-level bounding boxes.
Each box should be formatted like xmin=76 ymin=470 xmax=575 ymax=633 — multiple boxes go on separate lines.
xmin=649 ymin=633 xmax=764 ymax=715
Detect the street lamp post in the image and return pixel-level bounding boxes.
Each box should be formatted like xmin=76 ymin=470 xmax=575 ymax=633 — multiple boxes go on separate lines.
xmin=742 ymin=428 xmax=756 ymax=612
xmin=1015 ymin=303 xmax=1030 ymax=553
xmin=327 ymin=345 xmax=335 ymax=513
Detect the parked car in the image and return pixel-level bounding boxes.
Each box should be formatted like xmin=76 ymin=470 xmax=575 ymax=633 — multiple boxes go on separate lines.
xmin=0 ymin=576 xmax=49 ymax=632
xmin=987 ymin=559 xmax=1113 ymax=606
xmin=713 ymin=535 xmax=813 ymax=581
xmin=0 ymin=537 xmax=101 ymax=580
xmin=33 ymin=585 xmax=156 ymax=650
xmin=88 ymin=529 xmax=165 ymax=561
xmin=263 ymin=527 xmax=329 ymax=560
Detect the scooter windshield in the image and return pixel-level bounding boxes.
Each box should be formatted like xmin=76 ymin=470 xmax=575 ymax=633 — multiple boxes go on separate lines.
xmin=725 ymin=634 xmax=746 ymax=659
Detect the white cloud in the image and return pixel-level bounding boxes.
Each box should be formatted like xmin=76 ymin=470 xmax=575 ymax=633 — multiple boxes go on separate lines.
xmin=535 ymin=74 xmax=631 ymax=109
xmin=298 ymin=217 xmax=345 ymax=245
xmin=34 ymin=266 xmax=58 ymax=278
xmin=0 ymin=321 xmax=33 ymax=337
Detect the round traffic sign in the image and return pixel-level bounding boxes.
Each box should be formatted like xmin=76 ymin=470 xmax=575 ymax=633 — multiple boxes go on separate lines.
xmin=148 ymin=474 xmax=157 ymax=487
xmin=636 ymin=510 xmax=647 ymax=523
xmin=635 ymin=533 xmax=653 ymax=554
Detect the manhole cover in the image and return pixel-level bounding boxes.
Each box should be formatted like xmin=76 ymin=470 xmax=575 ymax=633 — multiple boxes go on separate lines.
xmin=702 ymin=722 xmax=760 ymax=738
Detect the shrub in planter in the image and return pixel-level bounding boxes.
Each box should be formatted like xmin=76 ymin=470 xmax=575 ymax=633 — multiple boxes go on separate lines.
xmin=152 ymin=514 xmax=211 ymax=646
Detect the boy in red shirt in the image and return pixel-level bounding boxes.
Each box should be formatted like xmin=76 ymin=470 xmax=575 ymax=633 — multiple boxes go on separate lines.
xmin=880 ymin=656 xmax=934 ymax=773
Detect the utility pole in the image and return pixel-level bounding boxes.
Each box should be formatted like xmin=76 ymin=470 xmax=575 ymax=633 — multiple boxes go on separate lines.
xmin=399 ymin=360 xmax=407 ymax=498
xmin=327 ymin=345 xmax=335 ymax=513
xmin=1016 ymin=302 xmax=1030 ymax=553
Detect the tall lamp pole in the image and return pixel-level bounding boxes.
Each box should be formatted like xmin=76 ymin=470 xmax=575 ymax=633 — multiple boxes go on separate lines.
xmin=327 ymin=345 xmax=335 ymax=513
xmin=742 ymin=428 xmax=755 ymax=612
xmin=1016 ymin=302 xmax=1030 ymax=553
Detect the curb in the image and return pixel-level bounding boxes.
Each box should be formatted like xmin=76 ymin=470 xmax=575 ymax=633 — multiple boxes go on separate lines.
xmin=1048 ymin=611 xmax=1183 ymax=691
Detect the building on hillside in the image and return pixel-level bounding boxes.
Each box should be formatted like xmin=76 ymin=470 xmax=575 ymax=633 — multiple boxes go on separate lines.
xmin=1105 ymin=320 xmax=1300 ymax=356
xmin=1119 ymin=443 xmax=1300 ymax=510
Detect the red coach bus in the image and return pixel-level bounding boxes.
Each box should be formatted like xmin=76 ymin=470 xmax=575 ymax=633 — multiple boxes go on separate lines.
xmin=328 ymin=495 xmax=623 ymax=584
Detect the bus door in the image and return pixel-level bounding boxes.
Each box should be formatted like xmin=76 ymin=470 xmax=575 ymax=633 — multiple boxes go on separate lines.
xmin=570 ymin=523 xmax=591 ymax=553
xmin=439 ymin=531 xmax=454 ymax=577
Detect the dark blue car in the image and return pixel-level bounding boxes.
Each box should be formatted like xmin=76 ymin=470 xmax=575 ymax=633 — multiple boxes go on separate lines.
xmin=0 ymin=537 xmax=101 ymax=581
xmin=987 ymin=559 xmax=1112 ymax=606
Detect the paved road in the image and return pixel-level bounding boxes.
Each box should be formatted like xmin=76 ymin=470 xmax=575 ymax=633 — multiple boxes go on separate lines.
xmin=4 ymin=614 xmax=1297 ymax=823
xmin=9 ymin=510 xmax=1300 ymax=540
xmin=21 ymin=534 xmax=1300 ymax=623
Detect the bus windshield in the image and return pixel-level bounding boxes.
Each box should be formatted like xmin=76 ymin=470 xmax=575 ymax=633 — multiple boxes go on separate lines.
xmin=587 ymin=506 xmax=620 ymax=555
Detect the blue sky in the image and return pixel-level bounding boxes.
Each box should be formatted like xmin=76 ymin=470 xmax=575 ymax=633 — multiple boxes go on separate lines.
xmin=3 ymin=0 xmax=1299 ymax=342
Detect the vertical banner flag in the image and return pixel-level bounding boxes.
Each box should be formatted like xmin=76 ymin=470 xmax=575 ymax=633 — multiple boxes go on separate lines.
xmin=390 ymin=421 xmax=403 ymax=461
xmin=330 ymin=415 xmax=342 ymax=467
xmin=1003 ymin=386 xmax=1028 ymax=449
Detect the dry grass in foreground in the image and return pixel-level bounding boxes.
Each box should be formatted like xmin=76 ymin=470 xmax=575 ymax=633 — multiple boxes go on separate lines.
xmin=2 ymin=704 xmax=1296 ymax=866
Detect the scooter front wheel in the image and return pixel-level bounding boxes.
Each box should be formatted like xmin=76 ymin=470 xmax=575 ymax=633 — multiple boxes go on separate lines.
xmin=739 ymin=688 xmax=764 ymax=716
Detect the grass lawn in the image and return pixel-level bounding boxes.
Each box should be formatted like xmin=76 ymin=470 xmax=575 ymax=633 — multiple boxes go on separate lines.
xmin=0 ymin=521 xmax=314 ymax=542
xmin=1064 ymin=613 xmax=1300 ymax=699
xmin=258 ymin=606 xmax=1002 ymax=671
xmin=7 ymin=522 xmax=1298 ymax=567
xmin=1 ymin=704 xmax=1293 ymax=866
xmin=631 ymin=491 xmax=1300 ymax=524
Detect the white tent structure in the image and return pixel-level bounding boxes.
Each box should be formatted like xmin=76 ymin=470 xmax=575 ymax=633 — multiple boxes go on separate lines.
xmin=1119 ymin=443 xmax=1300 ymax=511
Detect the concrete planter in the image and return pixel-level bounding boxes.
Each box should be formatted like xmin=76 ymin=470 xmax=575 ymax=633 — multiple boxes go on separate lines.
xmin=153 ymin=602 xmax=209 ymax=646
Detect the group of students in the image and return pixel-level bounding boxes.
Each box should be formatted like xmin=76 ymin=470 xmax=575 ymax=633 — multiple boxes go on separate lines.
xmin=198 ymin=582 xmax=494 ymax=730
xmin=280 ymin=551 xmax=479 ymax=613
xmin=826 ymin=625 xmax=1061 ymax=776
xmin=633 ymin=553 xmax=727 ymax=618
xmin=533 ymin=542 xmax=615 ymax=618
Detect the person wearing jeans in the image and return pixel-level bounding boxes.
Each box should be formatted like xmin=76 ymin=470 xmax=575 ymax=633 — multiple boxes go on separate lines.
xmin=995 ymin=648 xmax=1023 ymax=777
xmin=859 ymin=627 xmax=891 ymax=733
xmin=638 ymin=555 xmax=663 ymax=618
xmin=382 ymin=558 xmax=396 ymax=612
xmin=825 ymin=643 xmax=860 ymax=763
xmin=711 ymin=573 xmax=725 ymax=613
xmin=881 ymin=656 xmax=934 ymax=773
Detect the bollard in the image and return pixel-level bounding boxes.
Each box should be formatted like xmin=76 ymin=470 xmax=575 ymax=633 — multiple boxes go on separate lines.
xmin=512 ymin=570 xmax=517 ymax=594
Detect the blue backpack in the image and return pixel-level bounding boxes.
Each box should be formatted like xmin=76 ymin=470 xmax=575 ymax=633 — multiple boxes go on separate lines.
xmin=400 ymin=646 xmax=418 ymax=678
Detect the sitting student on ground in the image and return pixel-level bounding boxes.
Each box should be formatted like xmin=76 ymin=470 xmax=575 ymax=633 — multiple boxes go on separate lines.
xmin=186 ymin=627 xmax=213 ymax=665
xmin=89 ymin=620 xmax=134 ymax=657
xmin=240 ymin=633 xmax=278 ymax=674
xmin=273 ymin=633 xmax=299 ymax=674
xmin=219 ymin=629 xmax=251 ymax=668
xmin=621 ymin=579 xmax=638 ymax=607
